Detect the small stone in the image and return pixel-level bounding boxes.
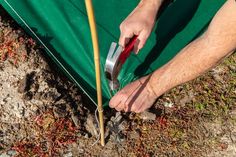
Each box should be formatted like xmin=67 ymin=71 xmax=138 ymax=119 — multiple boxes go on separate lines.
xmin=118 ymin=121 xmax=128 ymax=131
xmin=114 ymin=112 xmax=123 ymax=123
xmin=131 ymin=121 xmax=136 ymax=126
xmin=229 ymin=65 xmax=236 ymax=72
xmin=179 ymin=93 xmax=194 ymax=106
xmin=85 ymin=114 xmax=98 ymax=137
xmin=78 ymin=148 xmax=84 ymax=154
xmin=130 ymin=130 xmax=140 ymax=139
xmin=164 ymin=102 xmax=174 ymax=108
xmin=213 ymin=74 xmax=224 ymax=83
xmin=64 ymin=152 xmax=73 ymax=157
xmin=84 ymin=133 xmax=89 ymax=139
xmin=71 ymin=113 xmax=80 ymax=127
xmin=108 ymin=112 xmax=127 ymax=134
xmin=6 ymin=150 xmax=17 ymax=156
xmin=116 ymin=132 xmax=126 ymax=143
xmin=139 ymin=111 xmax=156 ymax=121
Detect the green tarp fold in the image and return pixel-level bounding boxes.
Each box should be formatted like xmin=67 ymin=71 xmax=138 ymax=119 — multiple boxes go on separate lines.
xmin=0 ymin=0 xmax=225 ymax=106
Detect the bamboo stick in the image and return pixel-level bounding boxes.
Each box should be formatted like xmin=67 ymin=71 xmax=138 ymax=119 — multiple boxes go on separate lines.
xmin=85 ymin=0 xmax=105 ymax=146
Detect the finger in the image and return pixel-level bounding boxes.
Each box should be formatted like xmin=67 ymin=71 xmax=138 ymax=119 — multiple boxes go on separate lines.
xmin=115 ymin=93 xmax=129 ymax=112
xmin=115 ymin=104 xmax=124 ymax=112
xmin=114 ymin=102 xmax=123 ymax=111
xmin=135 ymin=104 xmax=145 ymax=113
xmin=119 ymin=34 xmax=133 ymax=47
xmin=130 ymin=100 xmax=142 ymax=113
xmin=124 ymin=105 xmax=130 ymax=112
xmin=135 ymin=96 xmax=155 ymax=113
xmin=131 ymin=93 xmax=144 ymax=112
xmin=109 ymin=93 xmax=122 ymax=108
xmin=119 ymin=29 xmax=133 ymax=47
xmin=124 ymin=86 xmax=142 ymax=112
xmin=129 ymin=81 xmax=147 ymax=112
xmin=135 ymin=103 xmax=148 ymax=113
xmin=135 ymin=30 xmax=150 ymax=54
xmin=133 ymin=38 xmax=140 ymax=54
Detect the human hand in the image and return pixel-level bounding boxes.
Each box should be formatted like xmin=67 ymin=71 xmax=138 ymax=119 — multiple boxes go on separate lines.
xmin=109 ymin=75 xmax=157 ymax=113
xmin=119 ymin=0 xmax=161 ymax=53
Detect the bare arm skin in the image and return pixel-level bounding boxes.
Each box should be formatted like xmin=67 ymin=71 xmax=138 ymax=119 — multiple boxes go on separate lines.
xmin=109 ymin=0 xmax=236 ymax=113
xmin=148 ymin=0 xmax=236 ymax=98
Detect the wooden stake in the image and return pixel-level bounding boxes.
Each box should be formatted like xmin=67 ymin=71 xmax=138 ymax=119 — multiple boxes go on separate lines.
xmin=85 ymin=0 xmax=105 ymax=146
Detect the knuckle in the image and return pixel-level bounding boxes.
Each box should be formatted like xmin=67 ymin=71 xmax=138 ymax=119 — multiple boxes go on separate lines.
xmin=142 ymin=22 xmax=149 ymax=28
xmin=138 ymin=43 xmax=144 ymax=49
xmin=120 ymin=23 xmax=133 ymax=34
xmin=119 ymin=23 xmax=125 ymax=31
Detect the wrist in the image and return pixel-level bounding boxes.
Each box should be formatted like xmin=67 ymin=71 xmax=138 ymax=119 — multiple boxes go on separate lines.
xmin=146 ymin=80 xmax=159 ymax=98
xmin=148 ymin=67 xmax=171 ymax=98
xmin=137 ymin=0 xmax=162 ymax=24
xmin=139 ymin=0 xmax=164 ymax=8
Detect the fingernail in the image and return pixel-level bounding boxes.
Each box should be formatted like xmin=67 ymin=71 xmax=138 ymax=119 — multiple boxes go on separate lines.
xmin=133 ymin=47 xmax=139 ymax=54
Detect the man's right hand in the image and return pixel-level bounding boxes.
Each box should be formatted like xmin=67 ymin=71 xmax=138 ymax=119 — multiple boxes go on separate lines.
xmin=119 ymin=0 xmax=162 ymax=54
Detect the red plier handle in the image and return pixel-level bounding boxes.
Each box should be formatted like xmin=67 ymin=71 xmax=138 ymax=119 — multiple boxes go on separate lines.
xmin=119 ymin=35 xmax=138 ymax=64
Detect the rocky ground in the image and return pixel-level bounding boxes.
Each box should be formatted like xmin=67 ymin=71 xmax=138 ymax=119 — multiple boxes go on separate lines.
xmin=0 ymin=6 xmax=236 ymax=157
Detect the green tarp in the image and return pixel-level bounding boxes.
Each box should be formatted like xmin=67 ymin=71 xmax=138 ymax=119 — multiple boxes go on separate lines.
xmin=0 ymin=0 xmax=225 ymax=106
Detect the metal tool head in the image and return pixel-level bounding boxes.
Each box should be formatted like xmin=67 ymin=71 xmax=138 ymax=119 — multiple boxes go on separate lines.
xmin=105 ymin=42 xmax=123 ymax=90
xmin=105 ymin=36 xmax=138 ymax=91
